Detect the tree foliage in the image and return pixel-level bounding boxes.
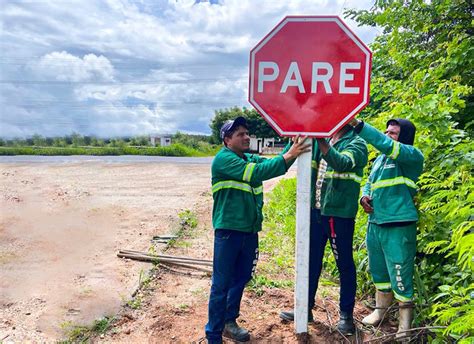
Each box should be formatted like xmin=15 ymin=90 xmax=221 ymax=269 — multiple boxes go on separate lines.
xmin=345 ymin=0 xmax=473 ymax=341
xmin=209 ymin=107 xmax=279 ymax=144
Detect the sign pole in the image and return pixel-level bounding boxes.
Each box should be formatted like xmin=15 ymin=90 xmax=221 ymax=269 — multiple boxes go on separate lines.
xmin=294 ymin=138 xmax=312 ymax=334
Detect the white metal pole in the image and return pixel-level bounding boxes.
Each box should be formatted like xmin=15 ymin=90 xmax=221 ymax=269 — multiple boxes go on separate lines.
xmin=294 ymin=138 xmax=312 ymax=334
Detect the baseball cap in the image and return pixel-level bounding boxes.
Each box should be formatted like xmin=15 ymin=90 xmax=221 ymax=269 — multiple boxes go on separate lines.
xmin=219 ymin=116 xmax=248 ymax=140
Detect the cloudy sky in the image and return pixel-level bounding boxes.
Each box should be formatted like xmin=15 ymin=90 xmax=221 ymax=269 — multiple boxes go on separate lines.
xmin=0 ymin=0 xmax=378 ymax=138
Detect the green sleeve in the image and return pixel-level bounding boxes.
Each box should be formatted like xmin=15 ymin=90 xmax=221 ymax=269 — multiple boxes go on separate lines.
xmin=362 ymin=181 xmax=371 ymax=197
xmin=359 ymin=123 xmax=424 ymax=167
xmin=321 ymin=138 xmax=368 ymax=172
xmin=213 ymin=153 xmax=287 ymax=183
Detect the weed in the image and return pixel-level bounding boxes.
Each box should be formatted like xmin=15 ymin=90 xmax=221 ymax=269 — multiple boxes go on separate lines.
xmin=178 ymin=209 xmax=198 ymax=230
xmin=248 ymin=275 xmax=293 ymax=297
xmin=126 ymin=295 xmax=142 ymax=309
xmin=166 ymin=209 xmax=199 ymax=249
xmin=190 ymin=287 xmax=207 ymax=299
xmin=177 ymin=303 xmax=189 ymax=310
xmin=59 ymin=316 xmax=115 ymax=342
xmin=174 ymin=240 xmax=192 ymax=248
xmin=138 ymin=269 xmax=152 ymax=289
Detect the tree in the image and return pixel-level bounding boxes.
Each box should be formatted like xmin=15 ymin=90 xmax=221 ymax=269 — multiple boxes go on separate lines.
xmin=32 ymin=134 xmax=46 ymax=146
xmin=346 ymin=0 xmax=473 ymax=341
xmin=209 ymin=107 xmax=278 ymax=144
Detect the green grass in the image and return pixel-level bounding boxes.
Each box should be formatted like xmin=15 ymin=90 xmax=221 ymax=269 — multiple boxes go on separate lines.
xmin=59 ymin=316 xmax=115 ymax=343
xmin=0 ymin=143 xmax=219 ymax=156
xmin=166 ymin=209 xmax=199 ymax=248
xmin=248 ymin=275 xmax=294 ymax=297
xmin=259 ymin=177 xmax=371 ymax=296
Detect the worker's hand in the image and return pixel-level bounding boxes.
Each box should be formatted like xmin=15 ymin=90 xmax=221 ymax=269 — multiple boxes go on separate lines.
xmin=349 ymin=118 xmax=360 ymax=127
xmin=283 ymin=135 xmax=311 ymax=163
xmin=360 ymin=196 xmax=373 ymax=213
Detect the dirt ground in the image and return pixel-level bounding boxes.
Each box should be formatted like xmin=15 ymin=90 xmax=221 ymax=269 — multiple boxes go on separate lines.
xmin=0 ymin=162 xmax=398 ymax=343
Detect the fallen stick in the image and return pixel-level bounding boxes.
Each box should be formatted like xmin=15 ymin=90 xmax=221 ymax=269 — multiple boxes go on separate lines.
xmin=152 ymin=235 xmax=178 ymax=240
xmin=363 ymin=326 xmax=446 ymax=343
xmin=119 ymin=249 xmax=212 ymax=264
xmin=118 ymin=252 xmax=213 ymax=267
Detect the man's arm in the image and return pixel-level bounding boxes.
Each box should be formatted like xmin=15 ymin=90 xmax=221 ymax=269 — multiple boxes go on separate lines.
xmin=350 ymin=120 xmax=424 ymax=167
xmin=214 ymin=137 xmax=310 ymax=183
xmin=316 ymin=137 xmax=368 ymax=172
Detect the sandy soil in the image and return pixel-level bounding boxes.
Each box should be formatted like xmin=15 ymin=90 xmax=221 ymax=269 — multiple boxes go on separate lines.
xmin=0 ymin=162 xmax=213 ymax=342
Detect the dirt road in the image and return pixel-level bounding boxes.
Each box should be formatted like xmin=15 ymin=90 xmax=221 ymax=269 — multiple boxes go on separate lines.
xmin=0 ymin=161 xmax=392 ymax=343
xmin=0 ymin=162 xmax=212 ymax=341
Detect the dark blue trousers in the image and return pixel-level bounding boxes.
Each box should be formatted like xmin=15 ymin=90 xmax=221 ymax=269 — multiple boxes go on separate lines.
xmin=205 ymin=229 xmax=259 ymax=341
xmin=308 ymin=209 xmax=356 ymax=313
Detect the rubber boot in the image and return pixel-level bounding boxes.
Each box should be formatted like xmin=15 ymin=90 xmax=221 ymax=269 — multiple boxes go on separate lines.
xmin=396 ymin=302 xmax=414 ymax=341
xmin=223 ymin=320 xmax=250 ymax=342
xmin=279 ymin=310 xmax=314 ymax=322
xmin=362 ymin=291 xmax=393 ymax=326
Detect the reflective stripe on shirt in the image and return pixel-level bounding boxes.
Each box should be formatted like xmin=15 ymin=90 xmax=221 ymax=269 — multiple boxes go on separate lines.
xmin=389 ymin=141 xmax=400 ymax=160
xmin=212 ymin=180 xmax=262 ymax=195
xmin=324 ymin=171 xmax=362 ymax=183
xmin=341 ymin=150 xmax=356 ymax=168
xmin=371 ymin=176 xmax=417 ymax=191
xmin=242 ymin=162 xmax=256 ymax=182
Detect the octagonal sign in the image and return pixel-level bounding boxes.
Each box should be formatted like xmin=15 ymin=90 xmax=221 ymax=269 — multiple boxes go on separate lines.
xmin=249 ymin=16 xmax=372 ymax=137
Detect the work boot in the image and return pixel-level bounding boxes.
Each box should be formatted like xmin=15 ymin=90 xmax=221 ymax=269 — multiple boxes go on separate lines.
xmin=223 ymin=320 xmax=250 ymax=342
xmin=279 ymin=310 xmax=314 ymax=322
xmin=337 ymin=311 xmax=355 ymax=335
xmin=396 ymin=302 xmax=414 ymax=341
xmin=362 ymin=291 xmax=393 ymax=326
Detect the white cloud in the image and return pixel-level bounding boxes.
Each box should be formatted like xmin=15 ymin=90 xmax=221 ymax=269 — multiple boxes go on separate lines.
xmin=0 ymin=0 xmax=377 ymax=138
xmin=28 ymin=51 xmax=115 ymax=82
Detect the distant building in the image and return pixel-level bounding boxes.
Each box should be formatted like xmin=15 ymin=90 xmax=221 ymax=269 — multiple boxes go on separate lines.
xmin=249 ymin=136 xmax=284 ymax=154
xmin=150 ymin=135 xmax=172 ymax=147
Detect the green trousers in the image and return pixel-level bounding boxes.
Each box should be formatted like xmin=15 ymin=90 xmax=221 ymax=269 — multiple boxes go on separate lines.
xmin=366 ymin=222 xmax=417 ymax=302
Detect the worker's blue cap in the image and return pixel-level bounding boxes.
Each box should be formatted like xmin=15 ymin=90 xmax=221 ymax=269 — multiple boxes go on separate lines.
xmin=220 ymin=116 xmax=248 ymax=140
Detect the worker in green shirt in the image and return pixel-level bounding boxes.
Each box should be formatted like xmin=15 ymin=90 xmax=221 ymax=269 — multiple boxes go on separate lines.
xmin=349 ymin=117 xmax=424 ymax=337
xmin=205 ymin=116 xmax=310 ymax=343
xmin=280 ymin=124 xmax=368 ymax=336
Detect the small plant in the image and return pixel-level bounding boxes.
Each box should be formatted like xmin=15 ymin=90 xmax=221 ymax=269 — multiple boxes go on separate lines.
xmin=138 ymin=269 xmax=152 ymax=289
xmin=167 ymin=209 xmax=199 ymax=249
xmin=248 ymin=275 xmax=293 ymax=297
xmin=59 ymin=317 xmax=115 ymax=342
xmin=178 ymin=209 xmax=198 ymax=230
xmin=126 ymin=295 xmax=142 ymax=310
xmin=177 ymin=303 xmax=189 ymax=310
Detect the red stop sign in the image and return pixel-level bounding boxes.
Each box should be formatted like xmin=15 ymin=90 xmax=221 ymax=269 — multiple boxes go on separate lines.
xmin=249 ymin=16 xmax=372 ymax=137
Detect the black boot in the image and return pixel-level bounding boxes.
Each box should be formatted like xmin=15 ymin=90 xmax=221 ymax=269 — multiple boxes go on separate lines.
xmin=223 ymin=320 xmax=250 ymax=342
xmin=337 ymin=311 xmax=355 ymax=335
xmin=279 ymin=310 xmax=314 ymax=322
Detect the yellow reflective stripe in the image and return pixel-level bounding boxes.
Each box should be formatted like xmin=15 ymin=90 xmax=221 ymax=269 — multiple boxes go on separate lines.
xmin=371 ymin=176 xmax=417 ymax=191
xmin=394 ymin=291 xmax=412 ymax=302
xmin=341 ymin=150 xmax=355 ymax=168
xmin=311 ymin=161 xmax=317 ymax=169
xmin=212 ymin=180 xmax=252 ymax=194
xmin=389 ymin=141 xmax=400 ymax=160
xmin=212 ymin=180 xmax=262 ymax=195
xmin=374 ymin=282 xmax=391 ymax=290
xmin=242 ymin=163 xmax=256 ymax=182
xmin=325 ymin=171 xmax=362 ymax=183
